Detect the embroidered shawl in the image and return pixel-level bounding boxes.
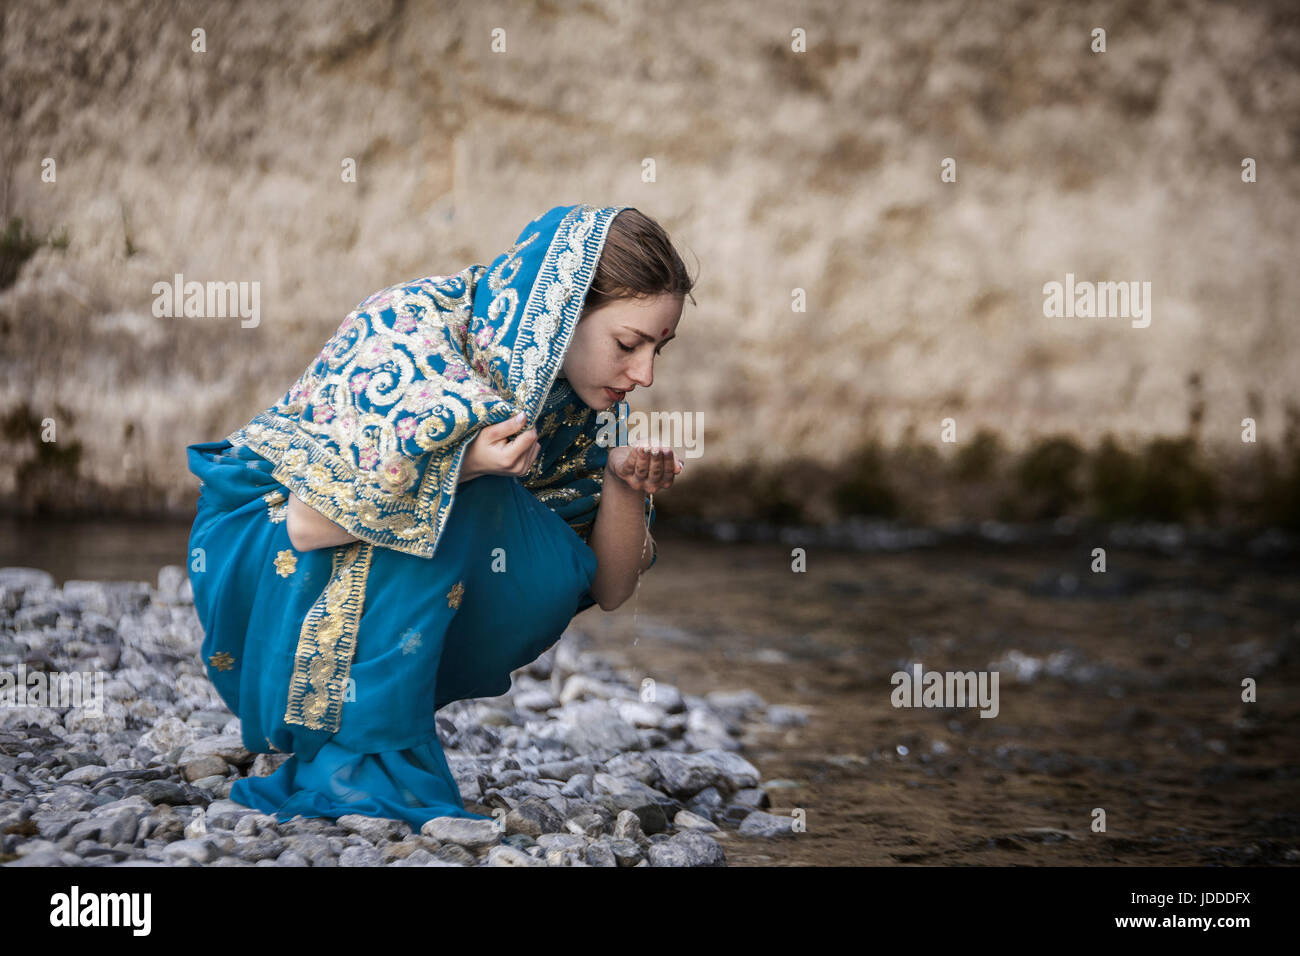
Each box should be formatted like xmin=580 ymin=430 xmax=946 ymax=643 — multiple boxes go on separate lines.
xmin=225 ymin=203 xmax=631 ymax=559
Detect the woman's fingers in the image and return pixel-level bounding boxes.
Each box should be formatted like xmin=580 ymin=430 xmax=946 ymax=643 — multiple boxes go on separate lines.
xmin=505 ymin=428 xmax=538 ymax=465
xmin=487 ymin=413 xmax=527 ymax=441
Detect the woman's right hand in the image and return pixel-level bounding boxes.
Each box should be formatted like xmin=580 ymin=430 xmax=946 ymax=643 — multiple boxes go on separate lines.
xmin=458 ymin=412 xmax=540 ymax=484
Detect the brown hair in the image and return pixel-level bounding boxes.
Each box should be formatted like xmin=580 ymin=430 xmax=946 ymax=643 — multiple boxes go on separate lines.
xmin=583 ymin=208 xmax=697 ymax=316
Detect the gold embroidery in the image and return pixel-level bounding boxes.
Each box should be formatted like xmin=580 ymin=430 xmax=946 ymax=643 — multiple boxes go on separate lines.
xmin=227 ymin=205 xmax=624 ymax=562
xmin=447 ymin=580 xmax=464 ymax=609
xmin=284 ymin=541 xmax=374 ymax=733
xmin=274 ymin=550 xmax=297 ymax=577
xmin=265 ymin=736 xmax=281 ymax=753
xmin=264 ymin=490 xmax=289 ymax=523
xmin=209 ymin=652 xmax=235 ymax=671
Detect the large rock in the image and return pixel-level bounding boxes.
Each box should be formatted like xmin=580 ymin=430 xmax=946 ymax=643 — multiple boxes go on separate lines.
xmin=420 ymin=817 xmax=501 ymax=852
xmin=646 ymin=830 xmax=726 ymax=867
xmin=550 ymin=700 xmax=641 ymax=756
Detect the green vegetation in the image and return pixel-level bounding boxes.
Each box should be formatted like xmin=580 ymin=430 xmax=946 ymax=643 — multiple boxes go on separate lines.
xmin=831 ymin=438 xmax=899 ymax=519
xmin=0 ymin=402 xmax=85 ymax=513
xmin=653 ymin=425 xmax=1298 ymax=532
xmin=0 ymin=216 xmax=71 ymax=290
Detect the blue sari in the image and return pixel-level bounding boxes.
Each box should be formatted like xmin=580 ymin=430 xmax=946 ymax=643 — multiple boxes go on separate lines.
xmin=184 ymin=205 xmax=656 ymax=828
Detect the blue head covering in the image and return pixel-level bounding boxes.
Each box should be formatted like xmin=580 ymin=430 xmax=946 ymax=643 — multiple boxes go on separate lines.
xmin=225 ymin=203 xmax=634 ymax=559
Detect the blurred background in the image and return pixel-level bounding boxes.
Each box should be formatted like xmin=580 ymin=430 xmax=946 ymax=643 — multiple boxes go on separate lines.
xmin=1 ymin=0 xmax=1297 ymax=864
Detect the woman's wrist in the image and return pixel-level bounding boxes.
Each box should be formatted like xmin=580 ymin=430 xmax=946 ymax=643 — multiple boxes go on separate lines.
xmin=602 ymin=461 xmax=646 ymax=499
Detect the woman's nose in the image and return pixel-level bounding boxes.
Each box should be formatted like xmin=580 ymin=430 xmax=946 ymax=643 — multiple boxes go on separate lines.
xmin=629 ymin=352 xmax=654 ymax=388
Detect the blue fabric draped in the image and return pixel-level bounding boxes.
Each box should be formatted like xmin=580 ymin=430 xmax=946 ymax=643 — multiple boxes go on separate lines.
xmin=184 ymin=204 xmax=657 ymax=828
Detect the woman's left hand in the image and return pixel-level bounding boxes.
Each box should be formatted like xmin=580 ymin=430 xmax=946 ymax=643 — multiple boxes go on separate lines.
xmin=605 ymin=445 xmax=683 ymax=494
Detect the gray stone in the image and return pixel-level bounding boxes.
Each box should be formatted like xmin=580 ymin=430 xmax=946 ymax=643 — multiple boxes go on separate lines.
xmin=202 ymin=799 xmax=257 ymax=830
xmin=601 ymin=752 xmax=659 ymax=785
xmin=390 ymin=848 xmax=444 ymax=866
xmin=738 ymin=810 xmax=798 ymax=837
xmin=339 ymin=844 xmax=384 ymax=866
xmin=33 ymin=811 xmax=87 ymax=842
xmin=534 ymin=757 xmax=595 ymax=782
xmin=513 ymin=689 xmax=558 ymax=712
xmin=487 ymin=844 xmax=546 ymax=866
xmin=505 ymin=798 xmax=565 ymax=838
xmin=248 ymin=753 xmax=290 ymax=777
xmin=560 ymin=773 xmax=592 ymax=798
xmin=592 ymin=773 xmax=671 ymax=833
xmin=0 ymin=568 xmax=55 ymax=593
xmin=705 ymin=689 xmax=767 ymax=718
xmin=231 ymin=836 xmax=285 ymax=862
xmin=673 ymin=809 xmax=721 ymax=832
xmin=765 ymin=704 xmax=811 ymax=727
xmin=613 ymin=700 xmax=668 ymax=729
xmin=281 ymin=834 xmax=337 ymax=866
xmin=178 ymin=736 xmax=252 ymax=768
xmin=553 ymin=700 xmax=641 ymax=755
xmin=14 ymin=606 xmax=60 ymax=630
xmin=421 ymin=817 xmax=500 ymax=851
xmin=584 ymin=841 xmax=618 ymax=867
xmin=613 ymin=810 xmax=649 ymax=846
xmin=162 ymin=836 xmax=222 ymax=864
xmin=124 ymin=780 xmax=191 ymax=806
xmin=181 ymin=755 xmax=228 ymax=782
xmin=733 ymin=787 xmax=770 ymax=809
xmin=56 ymin=764 xmax=109 ymax=785
xmin=336 ymin=814 xmax=411 ymax=844
xmin=608 ymin=837 xmax=645 ymax=867
xmin=564 ymin=807 xmax=613 ymax=838
xmin=646 ymin=683 xmax=685 ymax=713
xmin=431 ymin=844 xmax=476 ymax=866
xmin=536 ymin=832 xmax=587 ymax=853
xmin=646 ymin=830 xmax=726 ymax=867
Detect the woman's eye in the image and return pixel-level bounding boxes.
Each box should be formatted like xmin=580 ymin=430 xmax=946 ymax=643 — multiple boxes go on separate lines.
xmin=617 ymin=340 xmax=636 ymax=353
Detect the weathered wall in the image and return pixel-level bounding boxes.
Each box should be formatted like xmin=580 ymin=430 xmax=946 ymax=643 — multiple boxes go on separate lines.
xmin=1 ymin=0 xmax=1297 ymax=515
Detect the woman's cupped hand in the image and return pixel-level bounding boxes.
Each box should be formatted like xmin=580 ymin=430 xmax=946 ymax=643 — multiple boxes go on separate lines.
xmin=605 ymin=444 xmax=683 ymax=494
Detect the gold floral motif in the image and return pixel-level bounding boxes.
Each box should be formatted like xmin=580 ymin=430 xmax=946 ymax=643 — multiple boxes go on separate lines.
xmin=274 ymin=550 xmax=297 ymax=577
xmin=264 ymin=491 xmax=288 ymax=523
xmin=226 ymin=205 xmax=624 ymax=563
xmin=447 ymin=580 xmax=465 ymax=609
xmin=209 ymin=652 xmax=235 ymax=671
xmin=283 ymin=541 xmax=375 ymax=733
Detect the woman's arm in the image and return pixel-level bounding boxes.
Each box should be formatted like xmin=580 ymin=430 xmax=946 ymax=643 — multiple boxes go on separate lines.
xmin=286 ymin=493 xmax=360 ymax=552
xmin=587 ymin=447 xmax=677 ymax=611
xmin=285 ymin=418 xmax=539 ymax=553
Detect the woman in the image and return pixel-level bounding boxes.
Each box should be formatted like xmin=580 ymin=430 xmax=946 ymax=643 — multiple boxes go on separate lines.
xmin=184 ymin=203 xmax=694 ymax=828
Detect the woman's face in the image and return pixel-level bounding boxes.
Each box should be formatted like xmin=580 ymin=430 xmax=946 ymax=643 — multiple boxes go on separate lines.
xmin=560 ymin=293 xmax=683 ymax=411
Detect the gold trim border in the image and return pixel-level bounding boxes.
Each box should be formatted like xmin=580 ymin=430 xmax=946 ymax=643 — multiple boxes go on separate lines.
xmin=283 ymin=540 xmax=375 ymax=733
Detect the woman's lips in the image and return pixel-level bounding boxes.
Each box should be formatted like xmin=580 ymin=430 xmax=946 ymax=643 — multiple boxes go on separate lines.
xmin=603 ymin=387 xmax=626 ymax=402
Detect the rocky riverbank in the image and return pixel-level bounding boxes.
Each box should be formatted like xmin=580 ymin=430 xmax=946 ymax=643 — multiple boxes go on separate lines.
xmin=0 ymin=566 xmax=806 ymax=867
